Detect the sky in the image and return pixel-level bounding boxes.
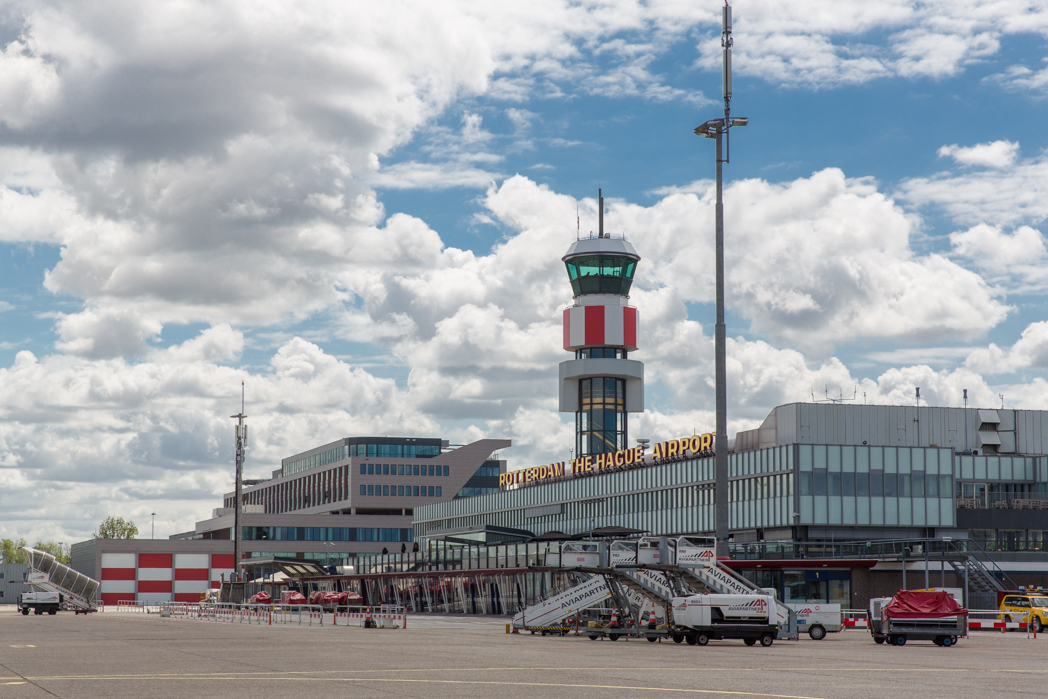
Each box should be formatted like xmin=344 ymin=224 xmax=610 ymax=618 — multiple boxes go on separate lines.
xmin=1 ymin=0 xmax=1048 ymax=544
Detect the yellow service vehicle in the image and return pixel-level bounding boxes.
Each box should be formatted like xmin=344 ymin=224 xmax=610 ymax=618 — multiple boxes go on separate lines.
xmin=999 ymin=593 xmax=1048 ymax=632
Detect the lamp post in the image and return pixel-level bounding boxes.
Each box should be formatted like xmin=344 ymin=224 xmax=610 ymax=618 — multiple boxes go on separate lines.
xmin=694 ymin=2 xmax=747 ymax=558
xmin=151 ymin=512 xmax=156 ymax=539
xmin=323 ymin=541 xmax=336 ymax=570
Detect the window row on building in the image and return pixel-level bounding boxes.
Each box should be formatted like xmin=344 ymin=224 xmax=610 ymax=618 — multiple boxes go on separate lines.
xmin=232 ymin=465 xmax=352 ymax=513
xmin=349 ymin=443 xmax=440 ymax=458
xmin=283 ymin=445 xmax=347 ymax=477
xmin=242 ymin=526 xmax=413 ymax=542
xmin=360 ymin=463 xmax=449 ymax=476
xmin=361 ymin=485 xmax=441 ymax=498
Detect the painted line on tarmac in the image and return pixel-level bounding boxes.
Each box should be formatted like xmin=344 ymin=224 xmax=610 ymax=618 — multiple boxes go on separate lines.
xmin=18 ymin=675 xmax=828 ymax=697
xmin=1 ymin=681 xmax=27 ymax=685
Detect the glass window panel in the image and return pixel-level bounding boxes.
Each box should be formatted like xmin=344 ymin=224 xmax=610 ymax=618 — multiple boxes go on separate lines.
xmin=925 ymin=474 xmax=938 ymax=498
xmin=912 ymin=472 xmax=925 ymax=498
xmin=856 ymin=472 xmax=869 ymax=497
xmin=799 ymin=444 xmax=813 ymax=471
xmin=870 ymin=471 xmax=883 ymax=497
xmin=398 ymin=464 xmax=404 ymax=475
xmin=940 ymin=475 xmax=952 ymax=496
xmin=829 ymin=472 xmax=841 ymax=496
xmin=814 ymin=445 xmax=827 ymax=470
xmin=360 ymin=464 xmax=366 ymax=474
xmin=884 ymin=473 xmax=897 ymax=497
xmin=367 ymin=485 xmax=373 ymax=495
xmin=360 ymin=485 xmax=365 ymax=496
xmin=842 ymin=472 xmax=855 ymax=497
xmin=899 ymin=472 xmax=911 ymax=497
xmin=813 ymin=470 xmax=827 ymax=496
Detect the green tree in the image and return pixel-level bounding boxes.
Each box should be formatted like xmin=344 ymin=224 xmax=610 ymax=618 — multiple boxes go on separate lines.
xmin=94 ymin=516 xmax=138 ymax=539
xmin=33 ymin=540 xmax=71 ymax=565
xmin=1 ymin=537 xmax=29 ymax=564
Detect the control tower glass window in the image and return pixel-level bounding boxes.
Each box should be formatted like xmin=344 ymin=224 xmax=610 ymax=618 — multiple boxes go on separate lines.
xmin=577 ymin=377 xmax=627 ymax=457
xmin=565 ymin=255 xmax=637 ymax=296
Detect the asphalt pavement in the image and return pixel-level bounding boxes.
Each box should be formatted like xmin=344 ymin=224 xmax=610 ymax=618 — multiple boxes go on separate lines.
xmin=1 ymin=606 xmax=1045 ymax=698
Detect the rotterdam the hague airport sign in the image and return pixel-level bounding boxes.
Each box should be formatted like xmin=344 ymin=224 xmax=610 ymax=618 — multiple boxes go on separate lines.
xmin=498 ymin=432 xmax=715 ymax=489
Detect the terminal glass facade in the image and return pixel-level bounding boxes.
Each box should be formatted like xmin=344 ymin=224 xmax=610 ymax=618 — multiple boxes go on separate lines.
xmin=415 ymin=444 xmax=963 ymax=542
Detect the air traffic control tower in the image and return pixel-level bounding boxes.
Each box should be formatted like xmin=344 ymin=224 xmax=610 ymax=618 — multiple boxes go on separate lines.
xmin=559 ymin=191 xmax=644 ymax=458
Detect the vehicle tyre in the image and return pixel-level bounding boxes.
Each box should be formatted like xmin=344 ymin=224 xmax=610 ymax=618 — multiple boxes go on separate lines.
xmin=21 ymin=608 xmax=29 ymax=616
xmin=34 ymin=609 xmax=42 ymax=615
xmin=530 ymin=630 xmax=535 ymax=635
xmin=589 ymin=634 xmax=599 ymax=641
xmin=744 ymin=638 xmax=757 ymax=646
xmin=696 ymin=633 xmax=710 ymax=646
xmin=561 ymin=630 xmax=569 ymax=637
xmin=48 ymin=608 xmax=57 ymax=615
xmin=808 ymin=625 xmax=826 ymax=641
xmin=894 ymin=635 xmax=907 ymax=646
xmin=941 ymin=636 xmax=952 ymax=647
xmin=608 ymin=633 xmax=620 ymax=641
xmin=873 ymin=636 xmax=885 ymax=645
xmin=685 ymin=634 xmax=698 ymax=646
xmin=759 ymin=632 xmax=774 ymax=647
xmin=933 ymin=637 xmax=943 ymax=646
xmin=647 ymin=635 xmax=658 ymax=643
xmin=1033 ymin=617 xmax=1044 ymax=634
xmin=672 ymin=633 xmax=684 ymax=644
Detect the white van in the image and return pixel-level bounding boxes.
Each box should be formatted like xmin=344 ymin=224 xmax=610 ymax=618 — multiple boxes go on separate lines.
xmin=785 ymin=602 xmax=842 ymax=640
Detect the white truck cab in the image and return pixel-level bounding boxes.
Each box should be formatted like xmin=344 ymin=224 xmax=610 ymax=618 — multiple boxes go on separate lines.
xmin=671 ymin=593 xmax=779 ymax=646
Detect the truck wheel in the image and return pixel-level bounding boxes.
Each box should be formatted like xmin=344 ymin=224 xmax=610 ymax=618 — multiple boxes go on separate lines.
xmin=608 ymin=633 xmax=620 ymax=641
xmin=48 ymin=607 xmax=57 ymax=615
xmin=685 ymin=634 xmax=698 ymax=645
xmin=744 ymin=638 xmax=757 ymax=646
xmin=873 ymin=636 xmax=885 ymax=644
xmin=808 ymin=625 xmax=826 ymax=640
xmin=941 ymin=636 xmax=953 ymax=647
xmin=894 ymin=635 xmax=906 ymax=646
xmin=589 ymin=634 xmax=599 ymax=641
xmin=696 ymin=633 xmax=710 ymax=646
xmin=34 ymin=609 xmax=43 ymax=615
xmin=671 ymin=633 xmax=684 ymax=644
xmin=759 ymin=632 xmax=774 ymax=647
xmin=21 ymin=608 xmax=29 ymax=616
xmin=647 ymin=635 xmax=658 ymax=643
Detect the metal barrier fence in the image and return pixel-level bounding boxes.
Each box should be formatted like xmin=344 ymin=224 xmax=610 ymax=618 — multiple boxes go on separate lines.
xmin=156 ymin=602 xmax=406 ymax=629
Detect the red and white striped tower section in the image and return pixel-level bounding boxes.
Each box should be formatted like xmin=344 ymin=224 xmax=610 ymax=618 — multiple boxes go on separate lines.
xmin=559 ymin=193 xmax=643 ymax=459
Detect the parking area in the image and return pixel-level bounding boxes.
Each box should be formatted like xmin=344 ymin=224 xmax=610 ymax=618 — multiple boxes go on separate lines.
xmin=1 ymin=607 xmax=1045 ymax=699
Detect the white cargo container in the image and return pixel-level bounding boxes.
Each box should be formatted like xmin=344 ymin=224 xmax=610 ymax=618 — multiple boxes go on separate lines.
xmin=671 ymin=593 xmax=779 ymax=646
xmin=785 ymin=602 xmax=842 ymax=640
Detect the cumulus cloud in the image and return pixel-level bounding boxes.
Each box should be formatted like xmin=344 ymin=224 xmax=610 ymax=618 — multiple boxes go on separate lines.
xmin=0 ymin=336 xmax=437 ymax=542
xmin=696 ymin=0 xmax=1048 ymax=88
xmin=949 ymin=223 xmax=1048 ymax=292
xmin=900 ymin=146 xmax=1048 ymax=226
xmin=966 ymin=321 xmax=1048 ymax=375
xmin=938 ymin=141 xmax=1019 ymax=169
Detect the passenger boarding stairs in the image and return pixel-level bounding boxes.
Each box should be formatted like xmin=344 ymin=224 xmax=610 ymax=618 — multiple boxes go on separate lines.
xmin=518 ymin=538 xmax=798 ymax=639
xmin=22 ymin=546 xmax=100 ymax=613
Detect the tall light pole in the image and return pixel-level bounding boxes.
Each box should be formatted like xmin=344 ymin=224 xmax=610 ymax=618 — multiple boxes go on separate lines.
xmin=695 ymin=1 xmax=747 ymax=558
xmin=151 ymin=512 xmax=156 ymax=539
xmin=231 ymin=381 xmax=248 ymax=582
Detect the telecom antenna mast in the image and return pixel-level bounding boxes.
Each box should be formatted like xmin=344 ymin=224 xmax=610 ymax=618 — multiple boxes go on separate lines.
xmin=694 ymin=1 xmax=747 ymax=557
xmin=231 ymin=382 xmax=248 ymax=582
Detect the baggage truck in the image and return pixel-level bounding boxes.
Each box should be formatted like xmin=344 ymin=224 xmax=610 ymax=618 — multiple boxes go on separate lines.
xmin=671 ymin=593 xmax=779 ymax=646
xmin=869 ymin=591 xmax=968 ymax=647
xmin=17 ymin=591 xmax=63 ymax=616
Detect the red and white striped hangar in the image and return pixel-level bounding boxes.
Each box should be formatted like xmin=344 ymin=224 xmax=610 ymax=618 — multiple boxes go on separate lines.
xmin=563 ymin=304 xmax=638 ymax=351
xmin=71 ymin=539 xmax=235 ymax=605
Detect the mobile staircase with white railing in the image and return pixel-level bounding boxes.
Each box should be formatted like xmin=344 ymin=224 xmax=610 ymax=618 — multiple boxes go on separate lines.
xmin=21 ymin=546 xmax=100 ymax=614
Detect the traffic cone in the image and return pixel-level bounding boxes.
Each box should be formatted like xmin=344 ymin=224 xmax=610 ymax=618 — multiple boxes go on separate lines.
xmin=648 ymin=607 xmax=658 ymax=630
xmin=610 ymin=608 xmax=619 ymax=628
xmin=365 ymin=606 xmax=373 ymax=629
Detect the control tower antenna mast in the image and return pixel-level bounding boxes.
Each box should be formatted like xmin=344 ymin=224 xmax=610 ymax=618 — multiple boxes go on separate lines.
xmin=693 ymin=1 xmax=748 ymax=557
xmin=231 ymin=381 xmax=248 ymax=582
